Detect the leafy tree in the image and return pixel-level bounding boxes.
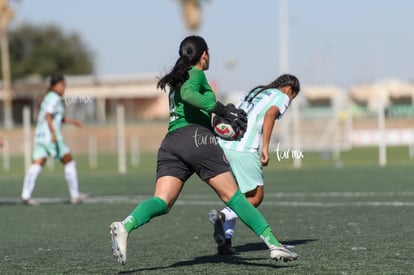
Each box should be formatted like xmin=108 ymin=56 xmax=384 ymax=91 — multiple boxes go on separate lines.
xmin=3 ymin=23 xmax=94 ymax=79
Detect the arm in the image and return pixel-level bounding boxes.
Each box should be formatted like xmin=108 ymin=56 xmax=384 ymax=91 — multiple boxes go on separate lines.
xmin=261 ymin=106 xmax=280 ymax=166
xmin=180 ymin=71 xmax=216 ymax=112
xmin=63 ymin=117 xmax=83 ymax=128
xmin=181 ymin=69 xmax=247 ymax=132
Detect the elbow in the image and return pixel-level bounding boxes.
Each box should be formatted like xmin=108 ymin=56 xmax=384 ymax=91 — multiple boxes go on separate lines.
xmin=181 ymin=94 xmax=191 ymax=103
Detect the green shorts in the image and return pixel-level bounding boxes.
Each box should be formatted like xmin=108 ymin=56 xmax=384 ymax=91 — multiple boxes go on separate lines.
xmin=32 ymin=141 xmax=70 ymax=160
xmin=223 ymin=148 xmax=263 ymax=193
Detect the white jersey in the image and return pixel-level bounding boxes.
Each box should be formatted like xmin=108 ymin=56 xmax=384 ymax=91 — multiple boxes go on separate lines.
xmin=34 ymin=91 xmax=65 ymax=143
xmin=220 ymin=88 xmax=290 ymax=153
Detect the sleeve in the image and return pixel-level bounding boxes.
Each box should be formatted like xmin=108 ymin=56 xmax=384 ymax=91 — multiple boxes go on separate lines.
xmin=44 ymin=94 xmax=60 ymax=114
xmin=274 ymin=95 xmax=290 ymax=118
xmin=180 ymin=69 xmax=217 ymax=112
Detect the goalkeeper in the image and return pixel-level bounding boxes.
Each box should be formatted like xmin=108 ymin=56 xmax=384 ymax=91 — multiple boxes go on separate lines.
xmin=109 ymin=35 xmax=298 ymax=265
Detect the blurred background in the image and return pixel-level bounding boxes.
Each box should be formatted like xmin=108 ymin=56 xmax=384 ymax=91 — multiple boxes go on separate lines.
xmin=1 ymin=0 xmax=413 ymax=171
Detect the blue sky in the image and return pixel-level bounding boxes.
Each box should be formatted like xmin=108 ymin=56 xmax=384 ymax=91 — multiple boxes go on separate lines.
xmin=10 ymin=0 xmax=414 ymax=94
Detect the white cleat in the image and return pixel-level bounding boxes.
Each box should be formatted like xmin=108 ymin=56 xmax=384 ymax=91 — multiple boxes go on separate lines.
xmin=110 ymin=222 xmax=128 ymax=265
xmin=22 ymin=199 xmax=40 ymax=206
xmin=270 ymin=245 xmax=298 ymax=262
xmin=70 ymin=193 xmax=90 ymax=204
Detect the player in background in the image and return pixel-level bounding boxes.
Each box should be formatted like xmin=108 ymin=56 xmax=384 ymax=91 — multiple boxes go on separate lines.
xmin=109 ymin=35 xmax=298 ymax=265
xmin=21 ymin=74 xmax=88 ymax=206
xmin=209 ymin=74 xmax=300 ymax=254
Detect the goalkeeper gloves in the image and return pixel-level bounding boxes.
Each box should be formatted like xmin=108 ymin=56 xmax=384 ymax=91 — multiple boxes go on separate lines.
xmin=213 ymin=101 xmax=248 ymax=133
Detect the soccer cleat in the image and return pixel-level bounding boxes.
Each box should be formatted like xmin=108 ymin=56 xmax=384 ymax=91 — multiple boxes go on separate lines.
xmin=218 ymin=238 xmax=236 ymax=255
xmin=70 ymin=193 xmax=90 ymax=204
xmin=22 ymin=199 xmax=40 ymax=206
xmin=110 ymin=222 xmax=128 ymax=265
xmin=270 ymin=245 xmax=298 ymax=262
xmin=208 ymin=209 xmax=227 ymax=250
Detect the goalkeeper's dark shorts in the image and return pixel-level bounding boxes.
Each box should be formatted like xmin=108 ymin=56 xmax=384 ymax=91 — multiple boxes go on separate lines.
xmin=156 ymin=124 xmax=231 ymax=182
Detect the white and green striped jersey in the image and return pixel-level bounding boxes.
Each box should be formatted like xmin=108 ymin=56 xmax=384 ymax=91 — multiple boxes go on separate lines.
xmin=220 ymin=88 xmax=290 ymax=152
xmin=34 ymin=91 xmax=65 ymax=143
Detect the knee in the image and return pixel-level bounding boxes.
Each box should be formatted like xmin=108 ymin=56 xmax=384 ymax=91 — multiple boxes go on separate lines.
xmin=219 ymin=193 xmax=234 ymax=204
xmin=246 ymin=196 xmax=262 ymax=207
xmin=245 ymin=187 xmax=264 ymax=207
xmin=61 ymin=154 xmax=73 ymax=164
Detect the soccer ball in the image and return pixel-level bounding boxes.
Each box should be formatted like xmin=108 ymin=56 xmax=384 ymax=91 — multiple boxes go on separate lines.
xmin=212 ymin=115 xmax=244 ymax=141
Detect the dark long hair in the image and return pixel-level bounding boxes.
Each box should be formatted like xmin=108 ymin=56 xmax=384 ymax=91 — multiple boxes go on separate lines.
xmin=157 ymin=36 xmax=208 ymax=91
xmin=244 ymin=74 xmax=300 ymax=103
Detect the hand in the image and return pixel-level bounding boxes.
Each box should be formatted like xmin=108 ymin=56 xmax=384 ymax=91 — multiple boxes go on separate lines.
xmin=225 ymin=103 xmax=248 ymax=129
xmin=261 ymin=149 xmax=269 ymax=166
xmin=214 ymin=102 xmax=248 ymax=131
xmin=72 ymin=120 xmax=83 ymax=128
xmin=51 ymin=132 xmax=57 ymax=143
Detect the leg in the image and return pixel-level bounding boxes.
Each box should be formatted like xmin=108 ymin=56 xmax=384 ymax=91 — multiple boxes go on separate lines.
xmin=222 ymin=186 xmax=265 ymax=236
xmin=222 ymin=186 xmax=265 ymax=237
xmin=61 ymin=153 xmax=84 ymax=203
xmin=217 ymin=186 xmax=265 ymax=253
xmin=110 ymin=176 xmax=183 ymax=265
xmin=21 ymin=158 xmax=46 ymax=205
xmin=124 ymin=176 xmax=184 ymax=231
xmin=215 ymin=150 xmax=266 ymax=252
xmin=245 ymin=186 xmax=264 ymax=207
xmin=153 ymin=176 xmax=185 ymax=209
xmin=207 ymin=172 xmax=298 ymax=261
xmin=207 ymin=172 xmax=238 ymax=252
xmin=207 ymin=172 xmax=269 ymax=236
xmin=206 ymin=171 xmax=239 ymax=203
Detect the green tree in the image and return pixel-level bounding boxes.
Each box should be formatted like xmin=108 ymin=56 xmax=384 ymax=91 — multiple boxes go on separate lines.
xmin=3 ymin=23 xmax=94 ymax=79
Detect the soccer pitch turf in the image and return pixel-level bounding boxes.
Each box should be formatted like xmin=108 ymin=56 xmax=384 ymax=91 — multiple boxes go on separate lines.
xmin=1 ymin=148 xmax=413 ymax=274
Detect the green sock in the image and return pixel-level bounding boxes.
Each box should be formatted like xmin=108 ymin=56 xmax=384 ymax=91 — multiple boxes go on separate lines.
xmin=226 ymin=189 xmax=266 ymax=235
xmin=123 ymin=196 xmax=168 ymax=233
xmin=260 ymin=227 xmax=281 ymax=248
xmin=226 ymin=189 xmax=281 ymax=248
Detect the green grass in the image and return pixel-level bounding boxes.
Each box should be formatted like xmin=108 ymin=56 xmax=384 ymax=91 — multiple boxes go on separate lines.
xmin=1 ymin=147 xmax=414 ymax=274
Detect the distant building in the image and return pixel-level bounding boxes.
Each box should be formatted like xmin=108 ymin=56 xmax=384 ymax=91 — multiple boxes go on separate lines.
xmin=350 ymin=79 xmax=414 ymax=117
xmin=1 ymin=74 xmax=169 ymax=125
xmin=2 ymin=75 xmax=414 ymax=126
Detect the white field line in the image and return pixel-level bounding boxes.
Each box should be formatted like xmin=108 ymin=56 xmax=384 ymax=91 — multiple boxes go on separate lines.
xmin=265 ymin=192 xmax=414 ymax=197
xmin=1 ymin=192 xmax=414 ymax=206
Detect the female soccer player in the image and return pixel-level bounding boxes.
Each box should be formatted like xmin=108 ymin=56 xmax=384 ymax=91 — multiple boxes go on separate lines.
xmin=209 ymin=74 xmax=300 ymax=254
xmin=21 ymin=74 xmax=87 ymax=205
xmin=109 ymin=36 xmax=298 ymax=265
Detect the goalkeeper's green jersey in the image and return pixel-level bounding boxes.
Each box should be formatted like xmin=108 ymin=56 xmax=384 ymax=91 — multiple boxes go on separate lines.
xmin=167 ymin=66 xmax=217 ymax=133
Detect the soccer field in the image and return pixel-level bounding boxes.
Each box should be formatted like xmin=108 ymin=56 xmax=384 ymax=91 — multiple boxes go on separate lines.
xmin=1 ymin=148 xmax=413 ymax=274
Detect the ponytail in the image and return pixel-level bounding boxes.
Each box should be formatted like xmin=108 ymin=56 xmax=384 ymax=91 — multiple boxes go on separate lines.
xmin=157 ymin=36 xmax=208 ymax=92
